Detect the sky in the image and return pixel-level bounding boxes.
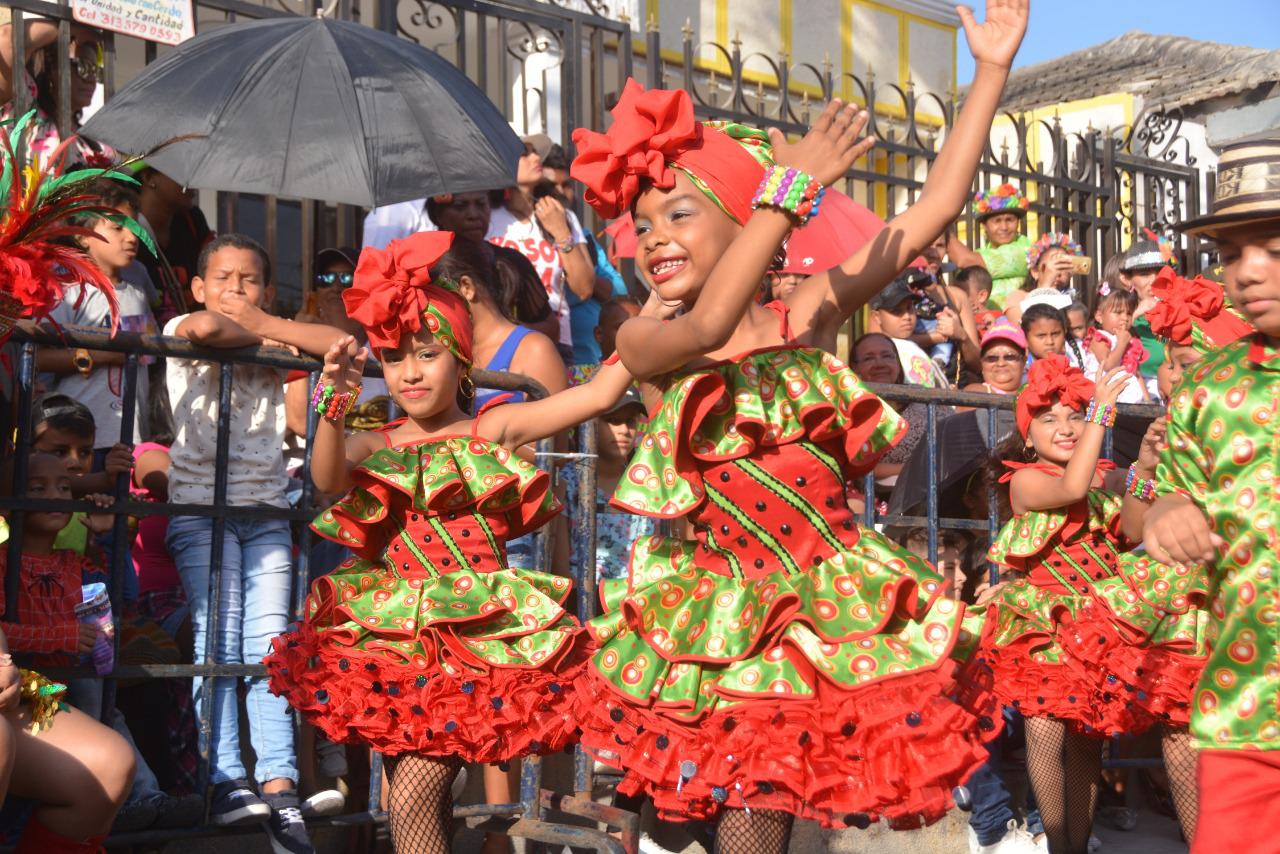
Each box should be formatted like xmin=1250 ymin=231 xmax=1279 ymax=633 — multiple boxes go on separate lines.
xmin=956 ymin=0 xmax=1280 ymax=84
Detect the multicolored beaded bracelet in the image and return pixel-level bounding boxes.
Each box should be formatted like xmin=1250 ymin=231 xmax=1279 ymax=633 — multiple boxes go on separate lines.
xmin=312 ymin=382 xmax=362 ymax=424
xmin=750 ymin=165 xmax=825 ymax=224
xmin=1084 ymin=401 xmax=1116 ymax=428
xmin=1125 ymin=465 xmax=1157 ymax=501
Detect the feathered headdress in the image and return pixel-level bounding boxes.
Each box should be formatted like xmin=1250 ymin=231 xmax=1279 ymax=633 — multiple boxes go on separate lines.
xmin=0 ymin=111 xmax=154 ymax=342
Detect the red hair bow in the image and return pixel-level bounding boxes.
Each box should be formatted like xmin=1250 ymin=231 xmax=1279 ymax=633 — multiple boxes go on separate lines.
xmin=570 ymin=79 xmax=764 ymax=222
xmin=343 ymin=231 xmax=472 ymax=361
xmin=1015 ymin=355 xmax=1095 ymax=437
xmin=1145 ymin=267 xmax=1252 ymax=350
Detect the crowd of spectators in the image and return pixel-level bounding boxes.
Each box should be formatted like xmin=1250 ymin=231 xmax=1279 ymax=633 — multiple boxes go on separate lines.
xmin=0 ymin=15 xmax=1181 ymax=846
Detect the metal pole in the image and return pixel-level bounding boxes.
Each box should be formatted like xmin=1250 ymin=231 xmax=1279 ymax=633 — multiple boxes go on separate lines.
xmin=3 ymin=344 xmax=37 ymax=622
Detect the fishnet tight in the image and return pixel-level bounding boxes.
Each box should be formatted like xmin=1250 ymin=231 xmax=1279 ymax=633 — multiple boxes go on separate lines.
xmin=714 ymin=808 xmax=794 ymax=854
xmin=1024 ymin=717 xmax=1101 ymax=854
xmin=1162 ymin=727 xmax=1197 ymax=842
xmin=383 ymin=754 xmax=463 ymax=854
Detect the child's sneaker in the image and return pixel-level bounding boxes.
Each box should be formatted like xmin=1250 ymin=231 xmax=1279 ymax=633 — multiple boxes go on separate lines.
xmin=316 ymin=735 xmax=349 ymax=778
xmin=210 ymin=779 xmax=270 ymax=826
xmin=263 ymin=790 xmax=315 ymax=854
xmin=301 ymin=788 xmax=345 ymax=817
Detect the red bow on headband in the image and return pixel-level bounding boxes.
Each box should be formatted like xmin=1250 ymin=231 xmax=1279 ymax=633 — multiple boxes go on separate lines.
xmin=570 ymin=79 xmax=764 ymax=222
xmin=1145 ymin=267 xmax=1252 ymax=350
xmin=1015 ymin=356 xmax=1095 ymax=437
xmin=343 ymin=231 xmax=472 ymax=361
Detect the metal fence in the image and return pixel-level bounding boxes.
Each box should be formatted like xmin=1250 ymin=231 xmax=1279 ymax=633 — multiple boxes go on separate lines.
xmin=0 ymin=324 xmax=636 ymax=852
xmin=0 ymin=323 xmax=1166 ymax=849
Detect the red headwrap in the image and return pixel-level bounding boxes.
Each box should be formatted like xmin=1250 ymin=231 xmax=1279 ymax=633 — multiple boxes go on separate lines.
xmin=343 ymin=231 xmax=473 ymax=363
xmin=1145 ymin=267 xmax=1253 ymax=352
xmin=570 ymin=79 xmax=766 ymax=223
xmin=1015 ymin=356 xmax=1095 ymax=438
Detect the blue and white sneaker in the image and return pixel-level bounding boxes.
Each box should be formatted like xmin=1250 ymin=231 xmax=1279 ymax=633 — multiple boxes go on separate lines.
xmin=264 ymin=791 xmax=315 ymax=854
xmin=210 ymin=779 xmax=270 ymax=826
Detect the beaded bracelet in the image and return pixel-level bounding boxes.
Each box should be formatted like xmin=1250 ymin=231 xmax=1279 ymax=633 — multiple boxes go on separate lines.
xmin=1125 ymin=464 xmax=1157 ymax=501
xmin=312 ymin=382 xmax=362 ymax=424
xmin=750 ymin=165 xmax=826 ymax=224
xmin=1083 ymin=401 xmax=1116 ymax=428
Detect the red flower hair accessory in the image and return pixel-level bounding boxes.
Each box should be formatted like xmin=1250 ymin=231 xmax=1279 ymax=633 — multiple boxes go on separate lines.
xmin=1145 ymin=266 xmax=1252 ymax=353
xmin=343 ymin=231 xmax=473 ymax=362
xmin=570 ymin=78 xmax=767 ymax=223
xmin=1015 ymin=355 xmax=1095 ymax=438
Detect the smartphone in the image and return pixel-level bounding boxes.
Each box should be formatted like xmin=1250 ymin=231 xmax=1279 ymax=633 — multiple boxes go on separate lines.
xmin=1069 ymin=256 xmax=1093 ymax=275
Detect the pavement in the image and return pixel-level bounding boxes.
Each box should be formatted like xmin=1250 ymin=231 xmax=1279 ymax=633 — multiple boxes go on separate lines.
xmin=632 ymin=807 xmax=1187 ymax=854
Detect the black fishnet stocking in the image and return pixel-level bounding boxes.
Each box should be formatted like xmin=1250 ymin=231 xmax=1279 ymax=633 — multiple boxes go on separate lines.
xmin=1162 ymin=727 xmax=1197 ymax=842
xmin=383 ymin=754 xmax=463 ymax=854
xmin=1025 ymin=717 xmax=1101 ymax=854
xmin=714 ymin=808 xmax=793 ymax=854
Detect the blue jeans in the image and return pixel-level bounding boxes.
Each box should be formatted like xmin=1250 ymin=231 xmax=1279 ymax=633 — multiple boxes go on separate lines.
xmin=969 ymin=707 xmax=1044 ymax=845
xmin=167 ymin=515 xmax=298 ymax=786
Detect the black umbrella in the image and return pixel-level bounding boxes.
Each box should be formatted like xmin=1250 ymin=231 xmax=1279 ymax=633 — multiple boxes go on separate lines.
xmin=81 ymin=16 xmax=524 ymax=207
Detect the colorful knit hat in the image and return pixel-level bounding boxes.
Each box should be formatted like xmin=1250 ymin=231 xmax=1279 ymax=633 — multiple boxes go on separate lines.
xmin=1026 ymin=232 xmax=1082 ymax=271
xmin=1015 ymin=355 xmax=1095 ymax=438
xmin=972 ymin=183 xmax=1029 ymax=221
xmin=0 ymin=111 xmax=153 ymax=342
xmin=343 ymin=231 xmax=473 ymax=363
xmin=1144 ymin=267 xmax=1253 ymax=355
xmin=570 ymin=79 xmax=771 ymax=224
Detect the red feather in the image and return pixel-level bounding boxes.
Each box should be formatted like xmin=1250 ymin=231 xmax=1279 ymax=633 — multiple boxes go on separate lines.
xmin=0 ymin=116 xmax=130 ymax=340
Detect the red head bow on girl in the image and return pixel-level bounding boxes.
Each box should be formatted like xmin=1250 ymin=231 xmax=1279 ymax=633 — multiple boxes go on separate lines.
xmin=570 ymin=79 xmax=767 ymax=223
xmin=1015 ymin=355 xmax=1095 ymax=438
xmin=1144 ymin=267 xmax=1253 ymax=353
xmin=343 ymin=231 xmax=473 ymax=363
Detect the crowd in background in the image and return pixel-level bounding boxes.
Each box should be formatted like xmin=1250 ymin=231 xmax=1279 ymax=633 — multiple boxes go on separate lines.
xmin=0 ymin=13 xmax=1187 ymax=849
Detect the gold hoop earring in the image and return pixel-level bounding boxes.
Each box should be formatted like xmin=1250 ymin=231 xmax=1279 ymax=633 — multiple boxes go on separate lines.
xmin=460 ymin=373 xmax=475 ymax=399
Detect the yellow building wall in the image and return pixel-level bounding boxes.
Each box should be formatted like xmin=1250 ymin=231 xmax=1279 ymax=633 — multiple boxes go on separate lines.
xmin=637 ymin=0 xmax=957 ymax=120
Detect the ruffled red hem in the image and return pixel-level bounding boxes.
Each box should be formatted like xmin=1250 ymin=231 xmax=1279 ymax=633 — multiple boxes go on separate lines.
xmin=980 ymin=602 xmax=1206 ymax=734
xmin=571 ymin=658 xmax=998 ymax=830
xmin=265 ymin=624 xmax=588 ymax=761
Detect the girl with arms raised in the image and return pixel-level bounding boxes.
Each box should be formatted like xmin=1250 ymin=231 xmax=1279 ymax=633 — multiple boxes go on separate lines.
xmin=566 ymin=2 xmax=1028 ymax=850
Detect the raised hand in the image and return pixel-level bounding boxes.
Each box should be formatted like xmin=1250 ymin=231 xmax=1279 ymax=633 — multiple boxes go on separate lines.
xmin=1092 ymin=366 xmax=1131 ymax=408
xmin=322 ymin=335 xmax=368 ymax=394
xmin=768 ymin=100 xmax=875 ymax=188
xmin=958 ymin=0 xmax=1029 ymax=71
xmin=534 ymin=196 xmax=573 ymax=243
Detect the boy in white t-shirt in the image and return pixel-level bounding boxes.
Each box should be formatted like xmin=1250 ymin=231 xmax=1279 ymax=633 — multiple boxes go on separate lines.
xmin=39 ymin=179 xmax=159 ymax=449
xmin=162 ymin=234 xmax=343 ymax=850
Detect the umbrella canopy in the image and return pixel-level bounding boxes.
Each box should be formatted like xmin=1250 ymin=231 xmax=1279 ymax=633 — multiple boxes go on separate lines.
xmin=780 ymin=189 xmax=886 ymax=275
xmin=81 ymin=16 xmax=524 ymax=207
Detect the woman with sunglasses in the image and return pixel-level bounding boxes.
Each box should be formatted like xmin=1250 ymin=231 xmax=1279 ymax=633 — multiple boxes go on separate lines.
xmin=0 ymin=17 xmax=116 ymax=167
xmin=961 ymin=317 xmax=1028 ymax=400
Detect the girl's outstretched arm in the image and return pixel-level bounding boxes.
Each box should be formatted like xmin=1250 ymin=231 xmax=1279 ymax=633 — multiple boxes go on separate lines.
xmin=614 ymin=103 xmax=875 ymax=381
xmin=1119 ymin=417 xmax=1164 ymax=543
xmin=483 ymin=293 xmax=676 ymax=448
xmin=787 ymin=0 xmax=1029 ymax=329
xmin=1011 ymin=367 xmax=1128 ymax=512
xmin=308 ymin=336 xmax=382 ymax=494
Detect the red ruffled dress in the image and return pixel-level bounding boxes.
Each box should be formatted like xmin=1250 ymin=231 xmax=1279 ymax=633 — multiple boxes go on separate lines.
xmin=571 ymin=308 xmax=997 ymax=830
xmin=265 ymin=426 xmax=588 ymax=760
xmin=979 ymin=463 xmax=1209 ymax=735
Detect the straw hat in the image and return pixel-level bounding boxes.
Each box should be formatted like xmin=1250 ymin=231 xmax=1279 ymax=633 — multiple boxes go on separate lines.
xmin=1178 ymin=136 xmax=1280 ymax=237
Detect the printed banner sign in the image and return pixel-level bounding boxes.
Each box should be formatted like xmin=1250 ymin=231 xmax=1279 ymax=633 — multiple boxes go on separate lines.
xmin=71 ymin=0 xmax=194 ymax=46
